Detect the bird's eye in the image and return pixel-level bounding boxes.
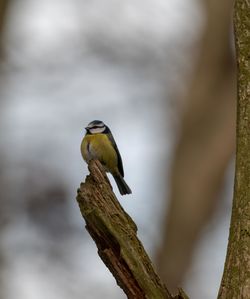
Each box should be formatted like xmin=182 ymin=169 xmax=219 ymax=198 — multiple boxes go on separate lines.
xmin=92 ymin=126 xmax=105 ymax=129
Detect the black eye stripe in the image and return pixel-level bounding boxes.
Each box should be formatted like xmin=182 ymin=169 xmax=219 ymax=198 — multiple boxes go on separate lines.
xmin=90 ymin=125 xmax=105 ymax=129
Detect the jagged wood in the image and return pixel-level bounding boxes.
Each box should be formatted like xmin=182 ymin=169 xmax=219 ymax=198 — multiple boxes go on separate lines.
xmin=218 ymin=1 xmax=250 ymax=298
xmin=76 ymin=160 xmax=188 ymax=299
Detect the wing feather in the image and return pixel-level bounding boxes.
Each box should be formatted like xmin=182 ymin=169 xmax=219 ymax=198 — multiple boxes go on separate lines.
xmin=107 ymin=132 xmax=124 ymax=177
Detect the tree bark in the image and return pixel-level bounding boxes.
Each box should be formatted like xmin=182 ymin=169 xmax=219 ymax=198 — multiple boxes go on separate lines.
xmin=218 ymin=1 xmax=250 ymax=298
xmin=76 ymin=160 xmax=188 ymax=299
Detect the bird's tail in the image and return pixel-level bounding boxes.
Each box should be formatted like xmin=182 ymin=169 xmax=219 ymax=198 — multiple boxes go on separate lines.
xmin=113 ymin=173 xmax=132 ymax=195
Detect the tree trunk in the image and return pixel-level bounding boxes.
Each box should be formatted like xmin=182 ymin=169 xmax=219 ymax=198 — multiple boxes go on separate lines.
xmin=218 ymin=1 xmax=250 ymax=298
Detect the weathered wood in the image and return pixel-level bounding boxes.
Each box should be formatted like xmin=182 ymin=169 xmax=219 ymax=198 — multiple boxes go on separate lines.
xmin=76 ymin=160 xmax=188 ymax=299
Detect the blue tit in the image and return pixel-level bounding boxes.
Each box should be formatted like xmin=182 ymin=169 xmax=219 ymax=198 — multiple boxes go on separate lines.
xmin=81 ymin=120 xmax=132 ymax=195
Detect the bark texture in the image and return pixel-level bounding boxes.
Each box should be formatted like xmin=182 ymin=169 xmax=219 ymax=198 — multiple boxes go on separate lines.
xmin=218 ymin=1 xmax=250 ymax=298
xmin=76 ymin=160 xmax=188 ymax=299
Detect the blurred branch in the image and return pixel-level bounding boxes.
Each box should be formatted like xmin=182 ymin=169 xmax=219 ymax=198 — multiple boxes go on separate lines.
xmin=0 ymin=2 xmax=11 ymax=298
xmin=218 ymin=1 xmax=250 ymax=298
xmin=0 ymin=0 xmax=8 ymax=28
xmin=0 ymin=0 xmax=9 ymax=55
xmin=76 ymin=160 xmax=188 ymax=299
xmin=156 ymin=0 xmax=236 ymax=292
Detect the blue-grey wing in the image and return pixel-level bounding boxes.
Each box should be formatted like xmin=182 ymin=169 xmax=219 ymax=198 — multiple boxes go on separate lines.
xmin=107 ymin=132 xmax=124 ymax=177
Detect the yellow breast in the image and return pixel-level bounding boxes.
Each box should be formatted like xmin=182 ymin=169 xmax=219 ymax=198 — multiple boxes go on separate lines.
xmin=81 ymin=134 xmax=118 ymax=173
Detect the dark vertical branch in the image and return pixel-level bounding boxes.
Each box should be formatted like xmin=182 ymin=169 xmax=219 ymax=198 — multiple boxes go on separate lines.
xmin=156 ymin=0 xmax=236 ymax=292
xmin=0 ymin=2 xmax=11 ymax=298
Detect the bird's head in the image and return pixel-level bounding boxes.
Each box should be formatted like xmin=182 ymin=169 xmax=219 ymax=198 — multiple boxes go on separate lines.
xmin=85 ymin=120 xmax=107 ymax=134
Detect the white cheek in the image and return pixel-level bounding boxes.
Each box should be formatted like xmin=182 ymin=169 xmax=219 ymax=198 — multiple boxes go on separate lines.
xmin=90 ymin=127 xmax=105 ymax=134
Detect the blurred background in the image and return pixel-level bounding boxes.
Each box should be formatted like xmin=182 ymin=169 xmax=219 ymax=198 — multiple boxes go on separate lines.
xmin=0 ymin=0 xmax=236 ymax=299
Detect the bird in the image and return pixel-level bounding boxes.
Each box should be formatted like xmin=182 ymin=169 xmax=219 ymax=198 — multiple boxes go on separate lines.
xmin=81 ymin=120 xmax=132 ymax=195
